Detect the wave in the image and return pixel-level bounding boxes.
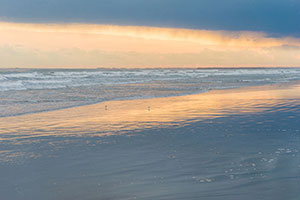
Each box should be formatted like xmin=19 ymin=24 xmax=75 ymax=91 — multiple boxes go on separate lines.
xmin=1 ymin=68 xmax=300 ymax=117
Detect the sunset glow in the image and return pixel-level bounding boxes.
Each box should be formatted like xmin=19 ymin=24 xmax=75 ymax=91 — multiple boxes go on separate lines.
xmin=1 ymin=22 xmax=300 ymax=68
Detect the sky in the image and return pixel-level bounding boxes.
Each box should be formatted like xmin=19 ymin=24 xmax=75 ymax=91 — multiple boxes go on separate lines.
xmin=0 ymin=0 xmax=300 ymax=68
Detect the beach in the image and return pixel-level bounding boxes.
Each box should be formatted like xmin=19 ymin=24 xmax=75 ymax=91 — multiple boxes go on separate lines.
xmin=2 ymin=0 xmax=300 ymax=198
xmin=1 ymin=80 xmax=300 ymax=200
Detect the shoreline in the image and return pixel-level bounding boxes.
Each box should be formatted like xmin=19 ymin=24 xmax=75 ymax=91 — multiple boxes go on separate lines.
xmin=1 ymin=79 xmax=300 ymax=119
xmin=1 ymin=79 xmax=300 ymax=200
xmin=1 ymin=80 xmax=300 ymax=139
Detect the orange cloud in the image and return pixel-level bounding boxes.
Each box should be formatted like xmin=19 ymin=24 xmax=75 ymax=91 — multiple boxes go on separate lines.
xmin=1 ymin=21 xmax=300 ymax=68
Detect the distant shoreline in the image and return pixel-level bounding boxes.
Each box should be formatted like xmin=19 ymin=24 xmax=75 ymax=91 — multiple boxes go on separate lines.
xmin=1 ymin=67 xmax=300 ymax=71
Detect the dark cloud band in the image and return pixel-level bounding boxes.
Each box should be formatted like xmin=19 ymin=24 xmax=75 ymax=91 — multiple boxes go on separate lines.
xmin=0 ymin=0 xmax=300 ymax=37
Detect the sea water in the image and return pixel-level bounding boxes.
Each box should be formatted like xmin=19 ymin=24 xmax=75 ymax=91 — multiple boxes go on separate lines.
xmin=1 ymin=68 xmax=300 ymax=117
xmin=1 ymin=68 xmax=300 ymax=200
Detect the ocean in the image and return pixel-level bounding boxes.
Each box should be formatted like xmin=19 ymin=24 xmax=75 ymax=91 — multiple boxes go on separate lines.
xmin=1 ymin=68 xmax=300 ymax=200
xmin=1 ymin=68 xmax=300 ymax=117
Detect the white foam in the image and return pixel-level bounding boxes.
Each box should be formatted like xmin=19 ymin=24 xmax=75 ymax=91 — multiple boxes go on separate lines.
xmin=0 ymin=80 xmax=26 ymax=91
xmin=4 ymin=72 xmax=39 ymax=78
xmin=1 ymin=68 xmax=300 ymax=94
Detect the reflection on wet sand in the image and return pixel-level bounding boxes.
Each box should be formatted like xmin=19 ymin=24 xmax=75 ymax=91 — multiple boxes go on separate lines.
xmin=1 ymin=82 xmax=300 ymax=200
xmin=1 ymin=82 xmax=300 ymax=140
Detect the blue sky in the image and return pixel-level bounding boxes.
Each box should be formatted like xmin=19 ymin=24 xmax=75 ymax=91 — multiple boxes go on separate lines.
xmin=1 ymin=0 xmax=300 ymax=37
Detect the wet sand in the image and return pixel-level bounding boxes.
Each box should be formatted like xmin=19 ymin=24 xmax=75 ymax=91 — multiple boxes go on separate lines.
xmin=1 ymin=82 xmax=300 ymax=199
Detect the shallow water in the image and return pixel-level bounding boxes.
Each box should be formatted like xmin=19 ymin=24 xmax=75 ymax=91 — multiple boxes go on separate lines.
xmin=1 ymin=68 xmax=300 ymax=117
xmin=0 ymin=81 xmax=300 ymax=200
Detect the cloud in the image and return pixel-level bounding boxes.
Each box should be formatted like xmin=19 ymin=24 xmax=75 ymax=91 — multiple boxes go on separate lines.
xmin=1 ymin=0 xmax=300 ymax=36
xmin=1 ymin=22 xmax=300 ymax=68
xmin=1 ymin=22 xmax=300 ymax=49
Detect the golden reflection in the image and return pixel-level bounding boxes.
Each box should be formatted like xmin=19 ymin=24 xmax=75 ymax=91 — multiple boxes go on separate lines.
xmin=0 ymin=82 xmax=300 ymax=139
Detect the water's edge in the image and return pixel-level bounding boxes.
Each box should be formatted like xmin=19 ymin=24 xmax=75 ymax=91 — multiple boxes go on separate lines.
xmin=1 ymin=68 xmax=300 ymax=118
